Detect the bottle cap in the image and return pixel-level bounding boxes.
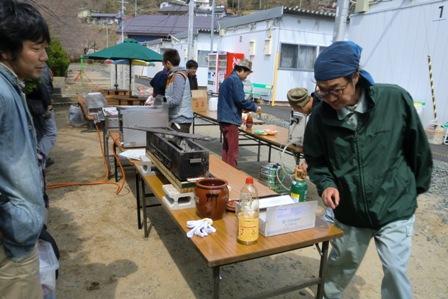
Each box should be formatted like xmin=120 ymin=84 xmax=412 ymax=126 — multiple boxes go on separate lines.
xmin=245 ymin=177 xmax=254 ymax=184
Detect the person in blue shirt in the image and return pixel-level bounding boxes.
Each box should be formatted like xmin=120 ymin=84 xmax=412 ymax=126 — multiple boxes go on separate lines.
xmin=217 ymin=59 xmax=261 ymax=168
xmin=0 ymin=1 xmax=50 ymax=298
xmin=145 ymin=66 xmax=168 ymax=105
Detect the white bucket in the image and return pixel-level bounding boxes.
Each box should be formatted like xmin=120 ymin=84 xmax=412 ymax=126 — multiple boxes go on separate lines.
xmin=208 ymin=97 xmax=218 ymax=111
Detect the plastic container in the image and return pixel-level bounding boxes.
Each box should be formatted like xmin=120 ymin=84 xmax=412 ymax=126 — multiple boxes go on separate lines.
xmin=237 ymin=177 xmax=259 ymax=244
xmin=425 ymin=120 xmax=446 ymax=145
xmin=413 ymin=101 xmax=425 ymax=117
xmin=208 ymin=97 xmax=218 ymax=111
xmin=38 ymin=240 xmax=59 ymax=299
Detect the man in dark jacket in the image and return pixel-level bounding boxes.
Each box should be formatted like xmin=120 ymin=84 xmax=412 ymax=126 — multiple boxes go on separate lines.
xmin=26 ymin=63 xmax=57 ymax=168
xmin=186 ymin=59 xmax=198 ymax=90
xmin=303 ymin=41 xmax=433 ymax=299
xmin=217 ymin=59 xmax=261 ymax=168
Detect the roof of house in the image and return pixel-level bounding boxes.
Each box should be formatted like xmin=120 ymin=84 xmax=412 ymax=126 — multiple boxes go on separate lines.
xmin=90 ymin=13 xmax=119 ymax=18
xmin=219 ymin=6 xmax=335 ymax=28
xmin=159 ymin=5 xmax=189 ymax=14
xmin=122 ymin=14 xmax=215 ymax=37
xmin=123 ymin=6 xmax=335 ymax=38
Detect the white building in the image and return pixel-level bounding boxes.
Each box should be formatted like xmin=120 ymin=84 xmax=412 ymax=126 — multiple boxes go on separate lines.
xmin=143 ymin=6 xmax=336 ymax=104
xmin=349 ymin=0 xmax=448 ymax=126
xmin=216 ymin=6 xmax=335 ymax=103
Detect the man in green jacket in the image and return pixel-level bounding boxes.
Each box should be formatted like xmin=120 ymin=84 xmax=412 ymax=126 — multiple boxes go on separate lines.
xmin=304 ymin=41 xmax=433 ymax=299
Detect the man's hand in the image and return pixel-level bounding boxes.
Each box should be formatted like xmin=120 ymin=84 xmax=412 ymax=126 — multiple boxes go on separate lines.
xmin=144 ymin=96 xmax=154 ymax=106
xmin=322 ymin=187 xmax=340 ymax=209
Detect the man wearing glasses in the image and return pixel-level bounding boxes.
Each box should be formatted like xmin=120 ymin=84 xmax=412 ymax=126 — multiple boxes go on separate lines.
xmin=303 ymin=41 xmax=432 ymax=299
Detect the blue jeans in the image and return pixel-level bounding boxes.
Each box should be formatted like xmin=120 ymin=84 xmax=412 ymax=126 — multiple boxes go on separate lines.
xmin=324 ymin=215 xmax=415 ymax=299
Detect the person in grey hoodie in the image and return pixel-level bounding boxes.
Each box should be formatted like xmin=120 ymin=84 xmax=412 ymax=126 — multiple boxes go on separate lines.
xmin=163 ymin=49 xmax=193 ymax=133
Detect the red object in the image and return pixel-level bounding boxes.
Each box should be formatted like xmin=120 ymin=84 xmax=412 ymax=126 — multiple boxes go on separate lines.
xmin=225 ymin=52 xmax=244 ymax=78
xmin=246 ymin=114 xmax=254 ymax=128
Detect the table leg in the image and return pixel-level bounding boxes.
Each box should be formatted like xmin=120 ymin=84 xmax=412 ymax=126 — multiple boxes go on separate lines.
xmin=141 ymin=176 xmax=151 ymax=238
xmin=103 ymin=128 xmax=112 ymax=178
xmin=212 ymin=266 xmax=220 ymax=299
xmin=257 ymin=139 xmax=261 ymax=162
xmin=113 ymin=143 xmax=119 ymax=182
xmin=268 ymin=144 xmax=272 ymax=163
xmin=135 ymin=171 xmax=142 ymax=230
xmin=316 ymin=241 xmax=329 ymax=299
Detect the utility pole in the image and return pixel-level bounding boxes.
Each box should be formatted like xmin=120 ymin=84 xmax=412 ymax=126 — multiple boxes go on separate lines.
xmin=333 ymin=0 xmax=350 ymax=41
xmin=210 ymin=0 xmax=215 ymax=52
xmin=120 ymin=0 xmax=127 ymax=42
xmin=187 ymin=0 xmax=194 ymax=59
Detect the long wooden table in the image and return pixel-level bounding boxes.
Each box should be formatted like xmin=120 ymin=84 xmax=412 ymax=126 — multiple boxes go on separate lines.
xmin=193 ymin=110 xmax=302 ymax=163
xmin=133 ymin=154 xmax=343 ymax=298
xmin=192 ymin=110 xmax=264 ymax=139
xmin=239 ymin=124 xmax=303 ymax=163
xmin=106 ymin=95 xmax=147 ymax=106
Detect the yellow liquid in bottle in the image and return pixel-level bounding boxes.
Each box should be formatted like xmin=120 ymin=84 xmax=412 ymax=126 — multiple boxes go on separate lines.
xmin=237 ymin=210 xmax=259 ymax=244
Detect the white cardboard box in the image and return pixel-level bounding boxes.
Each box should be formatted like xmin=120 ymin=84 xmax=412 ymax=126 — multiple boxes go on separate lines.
xmin=259 ymin=201 xmax=318 ymax=237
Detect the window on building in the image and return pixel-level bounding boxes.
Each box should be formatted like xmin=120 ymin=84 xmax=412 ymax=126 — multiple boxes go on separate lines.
xmin=297 ymin=45 xmax=316 ymax=70
xmin=279 ymin=44 xmax=298 ymax=68
xmin=279 ymin=43 xmax=319 ymax=71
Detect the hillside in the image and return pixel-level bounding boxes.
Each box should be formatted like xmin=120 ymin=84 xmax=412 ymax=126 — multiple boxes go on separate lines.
xmin=30 ymin=0 xmax=334 ymax=59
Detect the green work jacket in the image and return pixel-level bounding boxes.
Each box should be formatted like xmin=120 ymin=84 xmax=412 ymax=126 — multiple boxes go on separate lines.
xmin=304 ymin=83 xmax=433 ymax=229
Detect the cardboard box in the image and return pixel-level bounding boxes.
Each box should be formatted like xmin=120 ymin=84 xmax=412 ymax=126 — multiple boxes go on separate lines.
xmin=191 ymin=90 xmax=208 ymax=112
xmin=259 ymin=200 xmax=318 ymax=237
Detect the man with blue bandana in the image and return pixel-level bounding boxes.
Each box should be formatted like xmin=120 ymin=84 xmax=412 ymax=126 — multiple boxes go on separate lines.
xmin=304 ymin=41 xmax=433 ymax=298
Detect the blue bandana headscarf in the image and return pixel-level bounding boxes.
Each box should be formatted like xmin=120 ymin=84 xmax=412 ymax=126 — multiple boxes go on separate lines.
xmin=314 ymin=40 xmax=374 ymax=86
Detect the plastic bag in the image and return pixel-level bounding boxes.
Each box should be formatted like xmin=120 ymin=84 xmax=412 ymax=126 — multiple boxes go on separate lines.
xmin=68 ymin=104 xmax=87 ymax=127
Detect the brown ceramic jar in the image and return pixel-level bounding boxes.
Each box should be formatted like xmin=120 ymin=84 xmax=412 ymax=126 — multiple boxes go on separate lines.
xmin=194 ymin=178 xmax=229 ymax=220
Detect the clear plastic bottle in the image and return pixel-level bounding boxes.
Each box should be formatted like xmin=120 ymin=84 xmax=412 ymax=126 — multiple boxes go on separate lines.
xmin=245 ymin=113 xmax=254 ymax=128
xmin=237 ymin=177 xmax=259 ymax=244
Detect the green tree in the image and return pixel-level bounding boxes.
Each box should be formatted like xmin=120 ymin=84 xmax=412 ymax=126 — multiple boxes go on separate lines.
xmin=47 ymin=37 xmax=70 ymax=77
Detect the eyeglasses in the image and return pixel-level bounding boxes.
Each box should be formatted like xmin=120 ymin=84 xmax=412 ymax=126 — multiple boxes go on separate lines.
xmin=316 ymin=81 xmax=351 ymax=98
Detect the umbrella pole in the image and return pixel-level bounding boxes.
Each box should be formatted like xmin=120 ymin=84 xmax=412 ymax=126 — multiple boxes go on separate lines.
xmin=129 ymin=61 xmax=132 ymax=96
xmin=114 ymin=64 xmax=118 ymax=90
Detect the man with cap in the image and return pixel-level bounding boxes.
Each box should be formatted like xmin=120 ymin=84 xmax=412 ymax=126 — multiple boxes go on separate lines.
xmin=287 ymin=87 xmax=322 ymax=115
xmin=217 ymin=59 xmax=261 ymax=168
xmin=303 ymin=41 xmax=432 ymax=298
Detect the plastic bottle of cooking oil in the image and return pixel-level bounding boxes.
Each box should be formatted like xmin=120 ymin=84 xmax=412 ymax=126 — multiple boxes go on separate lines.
xmin=237 ymin=177 xmax=259 ymax=244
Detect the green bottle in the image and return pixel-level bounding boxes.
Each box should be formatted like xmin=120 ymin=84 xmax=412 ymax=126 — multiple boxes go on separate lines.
xmin=290 ymin=166 xmax=307 ymax=202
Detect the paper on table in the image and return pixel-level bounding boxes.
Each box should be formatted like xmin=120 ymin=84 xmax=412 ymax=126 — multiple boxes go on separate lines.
xmin=259 ymin=195 xmax=295 ymax=209
xmin=103 ymin=107 xmax=118 ymax=116
xmin=118 ymin=149 xmax=147 ymax=160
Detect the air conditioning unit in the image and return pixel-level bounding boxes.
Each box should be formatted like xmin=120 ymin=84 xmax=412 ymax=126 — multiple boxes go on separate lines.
xmin=264 ymin=39 xmax=272 ymax=55
xmin=249 ymin=40 xmax=256 ymax=56
xmin=355 ymin=0 xmax=370 ymax=13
